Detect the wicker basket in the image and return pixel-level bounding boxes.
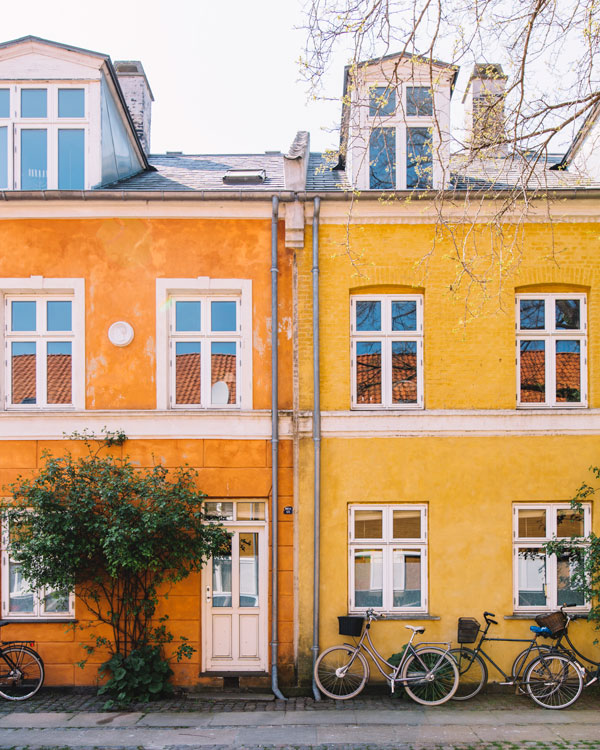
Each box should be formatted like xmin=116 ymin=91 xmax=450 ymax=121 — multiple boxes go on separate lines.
xmin=534 ymin=610 xmax=567 ymax=636
xmin=457 ymin=617 xmax=480 ymax=643
xmin=338 ymin=616 xmax=364 ymax=637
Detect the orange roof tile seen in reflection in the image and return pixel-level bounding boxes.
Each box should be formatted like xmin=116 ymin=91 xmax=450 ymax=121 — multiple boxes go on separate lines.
xmin=520 ymin=350 xmax=581 ymax=402
xmin=356 ymin=353 xmax=417 ymax=404
xmin=175 ymin=352 xmax=236 ymax=405
xmin=11 ymin=353 xmax=72 ymax=405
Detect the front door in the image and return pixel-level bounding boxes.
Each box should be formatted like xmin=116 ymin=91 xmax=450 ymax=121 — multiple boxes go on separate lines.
xmin=202 ymin=525 xmax=267 ymax=672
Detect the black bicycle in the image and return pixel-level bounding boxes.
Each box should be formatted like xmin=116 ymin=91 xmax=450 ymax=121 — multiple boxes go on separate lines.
xmin=0 ymin=621 xmax=45 ymax=700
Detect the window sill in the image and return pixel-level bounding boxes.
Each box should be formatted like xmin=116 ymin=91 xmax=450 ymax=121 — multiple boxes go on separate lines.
xmin=505 ymin=613 xmax=589 ymax=620
xmin=349 ymin=613 xmax=439 ymax=620
xmin=1 ymin=618 xmax=77 ymax=624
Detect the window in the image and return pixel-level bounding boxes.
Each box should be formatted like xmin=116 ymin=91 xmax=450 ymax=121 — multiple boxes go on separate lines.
xmin=1 ymin=518 xmax=75 ymax=620
xmin=1 ymin=278 xmax=85 ymax=410
xmin=369 ymin=127 xmax=396 ymax=189
xmin=156 ymin=278 xmax=252 ymax=410
xmin=351 ymin=295 xmax=423 ymax=408
xmin=406 ymin=86 xmax=433 ymax=116
xmin=406 ymin=127 xmax=433 ymax=189
xmin=369 ymin=86 xmax=396 ymax=116
xmin=349 ymin=505 xmax=428 ymax=613
xmin=513 ymin=504 xmax=590 ymax=612
xmin=516 ymin=294 xmax=587 ymax=407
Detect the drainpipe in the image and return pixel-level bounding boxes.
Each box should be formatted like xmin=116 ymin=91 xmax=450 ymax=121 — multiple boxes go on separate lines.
xmin=311 ymin=197 xmax=322 ymax=701
xmin=270 ymin=195 xmax=286 ymax=701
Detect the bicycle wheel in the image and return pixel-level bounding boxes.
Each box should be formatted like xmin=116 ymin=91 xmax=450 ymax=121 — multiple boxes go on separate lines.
xmin=314 ymin=645 xmax=369 ymax=699
xmin=448 ymin=647 xmax=488 ymax=700
xmin=524 ymin=653 xmax=583 ymax=709
xmin=401 ymin=648 xmax=458 ymax=705
xmin=511 ymin=644 xmax=552 ymax=694
xmin=0 ymin=645 xmax=45 ymax=700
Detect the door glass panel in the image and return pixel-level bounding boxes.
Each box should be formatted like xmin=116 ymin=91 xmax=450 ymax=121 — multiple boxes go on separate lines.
xmin=0 ymin=126 xmax=7 ymax=189
xmin=21 ymin=89 xmax=47 ymax=118
xmin=392 ymin=341 xmax=417 ymax=403
xmin=211 ymin=301 xmax=237 ymax=332
xmin=12 ymin=342 xmax=36 ymax=404
xmin=211 ymin=342 xmax=236 ymax=405
xmin=355 ymin=300 xmax=381 ymax=331
xmin=391 ymin=300 xmax=417 ymax=331
xmin=0 ymin=89 xmax=9 ymax=118
xmin=518 ymin=548 xmax=546 ymax=607
xmin=47 ymin=341 xmax=72 ymax=404
xmin=11 ymin=301 xmax=36 ymax=331
xmin=354 ymin=509 xmax=382 ymax=539
xmin=47 ymin=300 xmax=72 ymax=331
xmin=237 ymin=502 xmax=265 ymax=521
xmin=58 ymin=89 xmax=85 ymax=118
xmin=555 ymin=340 xmax=580 ymax=403
xmin=356 ymin=341 xmax=381 ymax=404
xmin=58 ymin=129 xmax=85 ymax=189
xmin=175 ymin=301 xmax=201 ymax=331
xmin=520 ymin=340 xmax=545 ymax=402
xmin=518 ymin=509 xmax=546 ymax=538
xmin=555 ymin=299 xmax=580 ymax=330
xmin=393 ymin=549 xmax=421 ymax=607
xmin=556 ymin=552 xmax=585 ymax=607
xmin=354 ymin=550 xmax=383 ymax=607
xmin=239 ymin=533 xmax=259 ymax=607
xmin=175 ymin=342 xmax=200 ymax=404
xmin=557 ymin=510 xmax=584 ymax=538
xmin=204 ymin=502 xmax=234 ymax=520
xmin=9 ymin=561 xmax=35 ymax=613
xmin=212 ymin=538 xmax=232 ymax=607
xmin=393 ymin=510 xmax=421 ymax=539
xmin=21 ymin=129 xmax=47 ymax=189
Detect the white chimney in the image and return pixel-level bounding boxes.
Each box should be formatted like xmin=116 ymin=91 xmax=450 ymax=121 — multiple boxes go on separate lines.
xmin=114 ymin=61 xmax=154 ymax=155
xmin=463 ymin=63 xmax=508 ymax=154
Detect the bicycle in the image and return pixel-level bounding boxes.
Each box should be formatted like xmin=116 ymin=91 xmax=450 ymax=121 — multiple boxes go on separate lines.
xmin=449 ymin=611 xmax=572 ymax=705
xmin=0 ymin=621 xmax=45 ymax=700
xmin=314 ymin=609 xmax=459 ymax=705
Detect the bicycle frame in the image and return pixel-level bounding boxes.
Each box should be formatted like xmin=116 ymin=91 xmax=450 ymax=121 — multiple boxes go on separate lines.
xmin=554 ymin=613 xmax=600 ymax=687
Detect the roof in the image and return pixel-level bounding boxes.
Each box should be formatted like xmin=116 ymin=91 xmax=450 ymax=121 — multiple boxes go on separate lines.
xmin=306 ymin=153 xmax=349 ymax=191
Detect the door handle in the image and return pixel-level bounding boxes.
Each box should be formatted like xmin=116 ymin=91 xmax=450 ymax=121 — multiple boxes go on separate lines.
xmin=206 ymin=586 xmax=212 ymax=602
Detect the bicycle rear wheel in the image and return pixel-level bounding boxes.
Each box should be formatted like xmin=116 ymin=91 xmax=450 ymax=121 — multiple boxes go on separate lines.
xmin=524 ymin=653 xmax=583 ymax=709
xmin=0 ymin=645 xmax=45 ymax=700
xmin=449 ymin=647 xmax=487 ymax=700
xmin=401 ymin=648 xmax=458 ymax=705
xmin=511 ymin=644 xmax=552 ymax=694
xmin=314 ymin=645 xmax=369 ymax=699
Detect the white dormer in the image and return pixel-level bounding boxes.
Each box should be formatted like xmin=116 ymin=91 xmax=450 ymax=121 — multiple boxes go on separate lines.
xmin=342 ymin=53 xmax=457 ymax=191
xmin=0 ymin=36 xmax=148 ymax=191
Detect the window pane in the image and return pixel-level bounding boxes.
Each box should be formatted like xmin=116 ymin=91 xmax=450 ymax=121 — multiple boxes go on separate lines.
xmin=21 ymin=129 xmax=47 ymax=189
xmin=406 ymin=127 xmax=432 ymax=189
xmin=175 ymin=301 xmax=201 ymax=332
xmin=211 ymin=342 xmax=236 ymax=405
xmin=0 ymin=89 xmax=9 ymax=118
xmin=556 ymin=340 xmax=581 ymax=403
xmin=518 ymin=549 xmax=547 ymax=607
xmin=239 ymin=532 xmax=259 ymax=607
xmin=47 ymin=300 xmax=72 ymax=331
xmin=369 ymin=127 xmax=395 ymax=189
xmin=354 ymin=550 xmax=383 ymax=607
xmin=0 ymin=126 xmax=7 ymax=189
xmin=518 ymin=509 xmax=546 ymax=538
xmin=369 ymin=86 xmax=395 ymax=116
xmin=354 ymin=510 xmax=383 ymax=539
xmin=175 ymin=341 xmax=200 ymax=404
xmin=406 ymin=86 xmax=433 ymax=116
xmin=9 ymin=562 xmax=35 ymax=613
xmin=44 ymin=589 xmax=70 ymax=613
xmin=356 ymin=300 xmax=381 ymax=331
xmin=204 ymin=501 xmax=234 ymax=520
xmin=555 ymin=299 xmax=580 ymax=330
xmin=520 ymin=299 xmax=545 ymax=330
xmin=47 ymin=341 xmax=72 ymax=404
xmin=356 ymin=341 xmax=382 ymax=404
xmin=237 ymin=502 xmax=265 ymax=521
xmin=21 ymin=89 xmax=47 ymax=118
xmin=392 ymin=300 xmax=417 ymax=331
xmin=58 ymin=89 xmax=84 ymax=118
xmin=12 ymin=341 xmax=36 ymax=404
xmin=211 ymin=300 xmax=237 ymax=332
xmin=557 ymin=510 xmax=584 ymax=538
xmin=393 ymin=550 xmax=421 ymax=607
xmin=212 ymin=538 xmax=232 ymax=607
xmin=520 ymin=340 xmax=545 ymax=403
xmin=58 ymin=129 xmax=85 ymax=189
xmin=393 ymin=510 xmax=421 ymax=538
xmin=556 ymin=552 xmax=585 ymax=607
xmin=392 ymin=341 xmax=417 ymax=403
xmin=11 ymin=300 xmax=36 ymax=331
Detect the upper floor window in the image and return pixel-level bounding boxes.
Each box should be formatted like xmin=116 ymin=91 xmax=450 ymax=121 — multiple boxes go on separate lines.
xmin=516 ymin=294 xmax=587 ymax=407
xmin=0 ymin=85 xmax=87 ymax=190
xmin=351 ymin=295 xmax=423 ymax=408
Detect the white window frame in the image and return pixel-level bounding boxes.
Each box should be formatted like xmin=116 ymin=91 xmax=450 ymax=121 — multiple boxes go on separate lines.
xmin=513 ymin=503 xmax=591 ymax=613
xmin=0 ymin=277 xmax=85 ymax=410
xmin=351 ymin=294 xmax=424 ymax=409
xmin=348 ymin=504 xmax=428 ymax=614
xmin=516 ymin=293 xmax=587 ymax=408
xmin=156 ymin=278 xmax=252 ymax=410
xmin=1 ymin=517 xmax=75 ymax=621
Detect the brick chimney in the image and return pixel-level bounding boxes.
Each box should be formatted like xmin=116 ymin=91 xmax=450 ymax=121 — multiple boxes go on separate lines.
xmin=463 ymin=63 xmax=508 ymax=154
xmin=114 ymin=61 xmax=154 ymax=155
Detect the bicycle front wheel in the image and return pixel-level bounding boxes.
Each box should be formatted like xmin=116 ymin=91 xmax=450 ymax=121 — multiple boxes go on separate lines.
xmin=401 ymin=648 xmax=458 ymax=705
xmin=524 ymin=653 xmax=583 ymax=709
xmin=0 ymin=645 xmax=45 ymax=700
xmin=449 ymin=647 xmax=488 ymax=700
xmin=511 ymin=644 xmax=552 ymax=694
xmin=314 ymin=645 xmax=369 ymax=699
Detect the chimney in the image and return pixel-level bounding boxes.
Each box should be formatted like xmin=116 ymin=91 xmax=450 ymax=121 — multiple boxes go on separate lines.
xmin=462 ymin=63 xmax=508 ymax=154
xmin=114 ymin=61 xmax=154 ymax=155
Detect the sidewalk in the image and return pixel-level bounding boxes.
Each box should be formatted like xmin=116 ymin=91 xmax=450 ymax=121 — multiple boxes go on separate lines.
xmin=0 ymin=689 xmax=599 ymax=749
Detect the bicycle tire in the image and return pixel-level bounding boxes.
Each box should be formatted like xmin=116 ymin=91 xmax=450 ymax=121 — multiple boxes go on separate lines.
xmin=449 ymin=647 xmax=488 ymax=700
xmin=524 ymin=653 xmax=583 ymax=709
xmin=314 ymin=645 xmax=369 ymax=700
xmin=0 ymin=645 xmax=45 ymax=701
xmin=511 ymin=644 xmax=552 ymax=694
xmin=401 ymin=647 xmax=458 ymax=705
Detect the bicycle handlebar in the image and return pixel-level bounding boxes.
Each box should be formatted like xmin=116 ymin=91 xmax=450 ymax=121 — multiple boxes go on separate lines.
xmin=483 ymin=611 xmax=498 ymax=625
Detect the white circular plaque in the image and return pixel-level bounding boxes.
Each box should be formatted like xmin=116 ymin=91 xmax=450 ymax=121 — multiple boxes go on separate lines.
xmin=108 ymin=321 xmax=134 ymax=347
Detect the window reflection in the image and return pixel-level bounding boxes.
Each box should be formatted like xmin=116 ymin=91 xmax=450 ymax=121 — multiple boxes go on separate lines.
xmin=58 ymin=129 xmax=85 ymax=189
xmin=21 ymin=89 xmax=47 ymax=118
xmin=392 ymin=341 xmax=417 ymax=403
xmin=239 ymin=533 xmax=259 ymax=607
xmin=175 ymin=342 xmax=201 ymax=404
xmin=555 ymin=340 xmax=580 ymax=402
xmin=12 ymin=342 xmax=36 ymax=404
xmin=12 ymin=301 xmax=36 ymax=331
xmin=369 ymin=86 xmax=395 ymax=116
xmin=354 ymin=510 xmax=383 ymax=539
xmin=58 ymin=89 xmax=84 ymax=118
xmin=393 ymin=550 xmax=421 ymax=607
xmin=356 ymin=341 xmax=381 ymax=404
xmin=406 ymin=87 xmax=433 ymax=116
xmin=211 ymin=342 xmax=236 ymax=405
xmin=369 ymin=127 xmax=395 ymax=189
xmin=520 ymin=299 xmax=545 ymax=330
xmin=356 ymin=301 xmax=381 ymax=331
xmin=47 ymin=341 xmax=72 ymax=404
xmin=406 ymin=127 xmax=432 ymax=188
xmin=518 ymin=509 xmax=546 ymax=538
xmin=175 ymin=301 xmax=201 ymax=332
xmin=212 ymin=538 xmax=232 ymax=608
xmin=354 ymin=550 xmax=383 ymax=607
xmin=520 ymin=340 xmax=545 ymax=402
xmin=391 ymin=301 xmax=417 ymax=331
xmin=518 ymin=549 xmax=546 ymax=607
xmin=211 ymin=301 xmax=236 ymax=332
xmin=21 ymin=129 xmax=47 ymax=190
xmin=47 ymin=301 xmax=72 ymax=331
xmin=555 ymin=300 xmax=580 ymax=330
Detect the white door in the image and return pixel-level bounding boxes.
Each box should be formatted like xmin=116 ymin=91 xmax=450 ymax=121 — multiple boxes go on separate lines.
xmin=202 ymin=526 xmax=268 ymax=671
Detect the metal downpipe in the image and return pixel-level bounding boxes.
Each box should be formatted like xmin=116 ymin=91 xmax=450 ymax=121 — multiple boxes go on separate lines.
xmin=311 ymin=197 xmax=322 ymax=701
xmin=270 ymin=195 xmax=286 ymax=701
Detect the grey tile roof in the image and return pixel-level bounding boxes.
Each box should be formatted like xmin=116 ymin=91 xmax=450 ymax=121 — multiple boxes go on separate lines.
xmin=101 ymin=154 xmax=285 ymax=191
xmin=306 ymin=153 xmax=349 ymax=191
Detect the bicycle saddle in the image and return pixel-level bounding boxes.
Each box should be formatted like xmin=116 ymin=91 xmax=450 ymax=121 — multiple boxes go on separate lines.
xmin=530 ymin=625 xmax=552 ymax=636
xmin=405 ymin=625 xmax=425 ymax=633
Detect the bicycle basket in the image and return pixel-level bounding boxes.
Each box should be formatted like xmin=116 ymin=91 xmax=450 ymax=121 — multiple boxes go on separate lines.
xmin=338 ymin=616 xmax=364 ymax=637
xmin=457 ymin=617 xmax=480 ymax=643
xmin=534 ymin=610 xmax=567 ymax=636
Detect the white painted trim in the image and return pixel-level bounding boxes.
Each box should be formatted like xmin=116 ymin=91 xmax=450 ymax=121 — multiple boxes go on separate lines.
xmin=0 ymin=201 xmax=276 ymax=219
